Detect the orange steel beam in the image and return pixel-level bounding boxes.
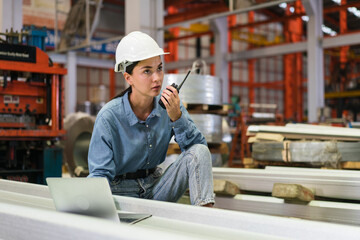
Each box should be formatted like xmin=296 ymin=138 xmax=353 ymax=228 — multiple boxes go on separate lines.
xmin=283 ymin=54 xmax=294 ymax=120
xmin=227 ymin=3 xmax=360 ymax=31
xmin=283 ymin=1 xmax=303 ymax=121
xmin=210 ymin=38 xmax=215 ymax=76
xmin=323 ymin=1 xmax=360 ymax=14
xmin=296 ymin=51 xmax=303 ymax=122
xmin=0 ymin=60 xmax=66 ymax=75
xmin=164 ymin=3 xmax=229 ymax=25
xmin=0 ymin=129 xmax=66 ymax=139
xmin=229 ymin=12 xmax=305 ymax=31
xmin=248 ymin=11 xmax=255 ymax=113
xmin=165 ymin=31 xmax=212 ymax=42
xmin=0 ymin=47 xmax=66 ymax=75
xmin=164 ymin=1 xmax=360 ymax=32
xmin=340 ymin=0 xmax=349 ymax=92
xmin=0 ymin=82 xmax=47 ymax=115
xmin=0 ymin=81 xmax=46 ymax=97
xmin=165 ymin=6 xmax=179 ymax=73
xmin=60 ymin=73 xmax=64 ymax=130
xmin=165 ymin=2 xmax=359 ymax=43
xmin=228 ymin=15 xmax=236 ymax=102
xmin=51 ymin=74 xmax=58 ymax=131
xmin=295 ymin=0 xmax=303 ymax=122
xmin=0 ymin=46 xmax=66 ymax=139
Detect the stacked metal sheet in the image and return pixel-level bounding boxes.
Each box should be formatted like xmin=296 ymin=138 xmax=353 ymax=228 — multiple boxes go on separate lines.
xmin=189 ymin=114 xmax=223 ymax=143
xmin=62 ymin=112 xmax=95 ymax=177
xmin=163 ymin=74 xmax=222 ymax=105
xmin=248 ymin=123 xmax=360 ymax=166
xmin=163 ymin=74 xmax=223 ymax=143
xmin=2 ymin=179 xmax=360 ymax=239
xmin=252 ymin=141 xmax=360 ymax=164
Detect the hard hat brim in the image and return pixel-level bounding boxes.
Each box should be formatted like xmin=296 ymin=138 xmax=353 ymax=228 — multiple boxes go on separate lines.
xmin=114 ymin=51 xmax=170 ymax=73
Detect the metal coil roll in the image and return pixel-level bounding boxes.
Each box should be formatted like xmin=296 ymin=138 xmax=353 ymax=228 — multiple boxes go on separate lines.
xmin=190 ymin=114 xmax=223 ymax=143
xmin=62 ymin=112 xmax=95 ymax=177
xmin=163 ymin=74 xmax=222 ymax=105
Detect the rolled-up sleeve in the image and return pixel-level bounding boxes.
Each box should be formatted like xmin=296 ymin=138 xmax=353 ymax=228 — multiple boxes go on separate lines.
xmin=170 ymin=104 xmax=207 ymax=151
xmin=87 ymin=114 xmax=116 ymax=182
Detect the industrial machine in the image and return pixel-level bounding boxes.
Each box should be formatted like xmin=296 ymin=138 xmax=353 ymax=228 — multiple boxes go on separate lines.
xmin=0 ymin=27 xmax=66 ymax=184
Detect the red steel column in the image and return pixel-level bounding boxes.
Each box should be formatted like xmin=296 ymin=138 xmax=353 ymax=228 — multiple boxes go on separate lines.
xmin=283 ymin=1 xmax=303 ymax=121
xmin=248 ymin=11 xmax=255 ymax=114
xmin=165 ymin=6 xmax=179 ymax=74
xmin=340 ymin=0 xmax=349 ymax=92
xmin=295 ymin=0 xmax=304 ymax=122
xmin=228 ymin=15 xmax=236 ymax=101
xmin=52 ymin=75 xmax=59 ymax=131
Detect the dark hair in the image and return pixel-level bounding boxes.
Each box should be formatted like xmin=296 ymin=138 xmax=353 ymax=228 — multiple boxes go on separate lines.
xmin=113 ymin=61 xmax=139 ymax=99
xmin=124 ymin=61 xmax=139 ymax=75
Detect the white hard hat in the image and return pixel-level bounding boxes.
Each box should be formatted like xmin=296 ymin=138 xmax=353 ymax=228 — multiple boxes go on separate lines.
xmin=114 ymin=31 xmax=169 ymax=73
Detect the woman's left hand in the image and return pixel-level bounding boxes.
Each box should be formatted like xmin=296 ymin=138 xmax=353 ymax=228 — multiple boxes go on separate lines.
xmin=160 ymin=85 xmax=182 ymax=122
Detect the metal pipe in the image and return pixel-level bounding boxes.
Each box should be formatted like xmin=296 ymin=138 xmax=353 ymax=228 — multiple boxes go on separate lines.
xmin=89 ymin=0 xmax=103 ymax=41
xmin=85 ymin=0 xmax=90 ymax=43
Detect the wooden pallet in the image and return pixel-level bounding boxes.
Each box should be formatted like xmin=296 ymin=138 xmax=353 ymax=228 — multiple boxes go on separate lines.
xmin=340 ymin=162 xmax=360 ymax=170
xmin=242 ymin=158 xmax=360 ymax=170
xmin=167 ymin=142 xmax=229 ymax=155
xmin=242 ymin=158 xmax=323 ymax=169
xmin=183 ymin=102 xmax=229 ymax=115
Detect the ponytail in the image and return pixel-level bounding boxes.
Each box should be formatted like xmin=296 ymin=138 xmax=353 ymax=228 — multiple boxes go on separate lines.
xmin=112 ymin=61 xmax=139 ymax=99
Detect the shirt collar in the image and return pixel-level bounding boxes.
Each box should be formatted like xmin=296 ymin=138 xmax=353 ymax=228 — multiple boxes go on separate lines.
xmin=123 ymin=91 xmax=161 ymax=126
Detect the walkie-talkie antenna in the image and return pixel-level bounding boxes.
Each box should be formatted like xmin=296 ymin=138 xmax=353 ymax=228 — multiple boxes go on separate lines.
xmin=177 ymin=70 xmax=191 ymax=90
xmin=158 ymin=70 xmax=191 ymax=109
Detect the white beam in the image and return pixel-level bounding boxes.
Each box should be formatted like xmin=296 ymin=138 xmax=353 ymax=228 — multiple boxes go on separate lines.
xmin=306 ymin=0 xmax=324 ymax=123
xmin=50 ymin=31 xmax=358 ymax=72
xmin=49 ymin=53 xmax=114 ymax=69
xmin=125 ymin=0 xmax=164 ymax=47
xmin=323 ymin=32 xmax=360 ymax=49
xmin=0 ymin=0 xmax=22 ymax=39
xmin=0 ymin=202 xmax=199 ymax=240
xmin=2 ymin=179 xmax=360 ymax=239
xmin=211 ymin=17 xmax=228 ymax=103
xmin=115 ymin=195 xmax=360 ymax=239
xmin=65 ymin=52 xmax=77 ymax=116
xmin=302 ymin=0 xmax=316 ymax=15
xmin=170 ymin=32 xmax=360 ymax=68
xmin=227 ymin=42 xmax=307 ymax=62
xmin=247 ymin=124 xmax=360 ymax=140
xmin=213 ymin=167 xmax=360 ymax=200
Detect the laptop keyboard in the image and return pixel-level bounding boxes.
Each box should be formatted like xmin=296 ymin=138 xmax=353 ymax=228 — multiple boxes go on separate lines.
xmin=117 ymin=213 xmax=152 ymax=224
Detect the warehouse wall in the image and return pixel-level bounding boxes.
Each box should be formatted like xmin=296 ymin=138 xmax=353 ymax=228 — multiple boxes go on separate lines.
xmin=22 ymin=0 xmax=70 ymax=29
xmin=173 ymin=11 xmax=290 ymax=115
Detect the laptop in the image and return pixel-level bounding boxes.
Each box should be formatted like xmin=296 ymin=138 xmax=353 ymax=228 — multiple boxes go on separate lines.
xmin=46 ymin=177 xmax=151 ymax=224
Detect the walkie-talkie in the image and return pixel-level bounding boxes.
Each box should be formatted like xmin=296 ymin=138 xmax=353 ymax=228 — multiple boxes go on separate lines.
xmin=159 ymin=70 xmax=191 ymax=109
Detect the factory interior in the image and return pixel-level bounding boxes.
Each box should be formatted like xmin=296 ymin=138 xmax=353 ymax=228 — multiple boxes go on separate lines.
xmin=1 ymin=0 xmax=360 ymax=239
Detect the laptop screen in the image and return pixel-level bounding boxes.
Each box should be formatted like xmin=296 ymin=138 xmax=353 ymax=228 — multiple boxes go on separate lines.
xmin=46 ymin=177 xmax=120 ymax=222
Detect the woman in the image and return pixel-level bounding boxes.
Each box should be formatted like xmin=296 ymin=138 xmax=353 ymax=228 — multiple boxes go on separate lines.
xmin=88 ymin=31 xmax=215 ymax=207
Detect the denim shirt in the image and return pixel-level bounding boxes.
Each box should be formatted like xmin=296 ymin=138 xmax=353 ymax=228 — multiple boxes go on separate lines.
xmin=87 ymin=91 xmax=207 ymax=182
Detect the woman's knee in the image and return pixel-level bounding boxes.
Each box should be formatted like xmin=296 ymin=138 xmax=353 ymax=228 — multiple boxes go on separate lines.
xmin=188 ymin=144 xmax=211 ymax=164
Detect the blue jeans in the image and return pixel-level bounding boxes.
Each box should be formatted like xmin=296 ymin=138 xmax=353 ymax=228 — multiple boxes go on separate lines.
xmin=110 ymin=144 xmax=215 ymax=206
